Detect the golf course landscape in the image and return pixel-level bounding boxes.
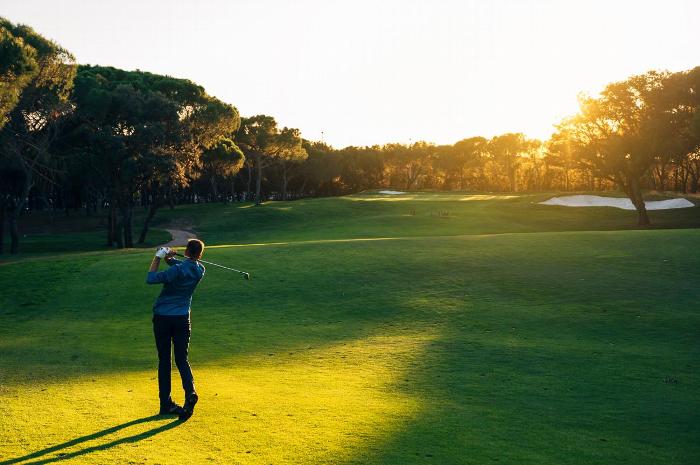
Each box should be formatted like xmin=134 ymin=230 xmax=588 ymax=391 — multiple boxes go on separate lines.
xmin=1 ymin=192 xmax=699 ymax=465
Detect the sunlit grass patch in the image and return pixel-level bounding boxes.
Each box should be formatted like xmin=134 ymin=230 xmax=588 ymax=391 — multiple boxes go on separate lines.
xmin=346 ymin=192 xmax=525 ymax=202
xmin=1 ymin=331 xmax=434 ymax=465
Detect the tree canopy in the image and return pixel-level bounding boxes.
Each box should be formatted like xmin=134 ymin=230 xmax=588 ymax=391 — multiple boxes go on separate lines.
xmin=71 ymin=65 xmax=241 ymax=246
xmin=1 ymin=15 xmax=699 ymax=253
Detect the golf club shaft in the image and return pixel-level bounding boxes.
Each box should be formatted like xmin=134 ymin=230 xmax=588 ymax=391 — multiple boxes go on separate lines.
xmin=173 ymin=252 xmax=247 ymax=275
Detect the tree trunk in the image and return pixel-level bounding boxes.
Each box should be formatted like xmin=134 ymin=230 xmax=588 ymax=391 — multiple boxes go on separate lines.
xmin=281 ymin=162 xmax=288 ymax=201
xmin=9 ymin=210 xmax=20 ymax=254
xmin=246 ymin=163 xmax=253 ymax=199
xmin=509 ymin=167 xmax=517 ymax=192
xmin=107 ymin=205 xmax=114 ymax=246
xmin=673 ymin=166 xmax=680 ymax=192
xmin=690 ymin=163 xmax=699 ymax=193
xmin=654 ymin=164 xmax=666 ymax=191
xmin=8 ymin=192 xmax=27 ymax=254
xmin=681 ymin=165 xmax=690 ymax=194
xmin=123 ymin=206 xmax=134 ymax=248
xmin=0 ymin=203 xmax=5 ymax=254
xmin=85 ymin=194 xmax=92 ymax=217
xmin=138 ymin=202 xmax=159 ymax=244
xmin=210 ymin=176 xmax=218 ymax=200
xmin=406 ymin=165 xmax=422 ymax=191
xmin=115 ymin=222 xmax=124 ymax=248
xmin=8 ymin=179 xmax=31 ymax=254
xmin=255 ymin=157 xmax=263 ymax=206
xmin=627 ymin=177 xmax=650 ymax=226
xmin=114 ymin=203 xmax=124 ymax=248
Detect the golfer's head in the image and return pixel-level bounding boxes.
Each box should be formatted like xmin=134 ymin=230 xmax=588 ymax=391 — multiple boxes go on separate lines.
xmin=185 ymin=239 xmax=204 ymax=260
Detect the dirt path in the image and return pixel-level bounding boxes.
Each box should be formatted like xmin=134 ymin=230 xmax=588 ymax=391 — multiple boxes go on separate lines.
xmin=161 ymin=228 xmax=198 ymax=247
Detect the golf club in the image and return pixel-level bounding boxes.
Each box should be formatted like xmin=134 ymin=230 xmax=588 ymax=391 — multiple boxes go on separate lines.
xmin=173 ymin=252 xmax=250 ymax=280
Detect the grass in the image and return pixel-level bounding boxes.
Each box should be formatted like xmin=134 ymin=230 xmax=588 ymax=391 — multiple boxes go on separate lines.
xmin=149 ymin=191 xmax=700 ymax=245
xmin=1 ymin=209 xmax=170 ymax=256
xmin=1 ymin=192 xmax=699 ymax=464
xmin=7 ymin=229 xmax=171 ymax=256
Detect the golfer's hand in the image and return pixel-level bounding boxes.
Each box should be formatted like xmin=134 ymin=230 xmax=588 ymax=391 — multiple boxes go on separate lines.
xmin=166 ymin=249 xmax=177 ymax=258
xmin=155 ymin=247 xmax=170 ymax=259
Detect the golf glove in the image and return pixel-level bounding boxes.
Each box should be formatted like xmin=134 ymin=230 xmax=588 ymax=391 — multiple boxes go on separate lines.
xmin=155 ymin=247 xmax=171 ymax=258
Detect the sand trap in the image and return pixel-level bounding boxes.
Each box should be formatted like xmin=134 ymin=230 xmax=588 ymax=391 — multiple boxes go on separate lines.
xmin=378 ymin=190 xmax=406 ymax=195
xmin=540 ymin=195 xmax=695 ymax=210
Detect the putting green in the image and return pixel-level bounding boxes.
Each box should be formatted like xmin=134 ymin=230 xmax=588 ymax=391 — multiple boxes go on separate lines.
xmin=1 ymin=193 xmax=699 ymax=464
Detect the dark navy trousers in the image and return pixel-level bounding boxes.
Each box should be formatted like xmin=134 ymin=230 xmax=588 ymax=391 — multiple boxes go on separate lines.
xmin=152 ymin=314 xmax=195 ymax=403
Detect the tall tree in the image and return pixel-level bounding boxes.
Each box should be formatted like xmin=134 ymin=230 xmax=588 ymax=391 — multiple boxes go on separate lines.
xmin=488 ymin=133 xmax=534 ymax=192
xmin=199 ymin=136 xmax=245 ymax=201
xmin=545 ymin=130 xmax=582 ymax=191
xmin=235 ymin=116 xmax=304 ymax=205
xmin=235 ymin=115 xmax=277 ymax=205
xmin=446 ymin=137 xmax=487 ymax=190
xmin=0 ymin=20 xmax=39 ymax=129
xmin=297 ymin=140 xmax=337 ymax=196
xmin=335 ymin=145 xmax=384 ymax=192
xmin=275 ymin=127 xmax=307 ymax=200
xmin=0 ymin=18 xmax=75 ymax=254
xmin=554 ymin=71 xmax=677 ymax=225
xmin=664 ymin=67 xmax=700 ymax=192
xmin=384 ymin=142 xmax=435 ymax=190
xmin=72 ymin=65 xmax=239 ymax=246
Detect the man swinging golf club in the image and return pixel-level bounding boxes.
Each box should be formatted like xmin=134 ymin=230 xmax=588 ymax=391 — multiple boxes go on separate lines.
xmin=146 ymin=239 xmax=205 ymax=420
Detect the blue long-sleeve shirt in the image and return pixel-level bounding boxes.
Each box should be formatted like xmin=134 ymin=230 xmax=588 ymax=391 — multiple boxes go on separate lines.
xmin=146 ymin=257 xmax=205 ymax=316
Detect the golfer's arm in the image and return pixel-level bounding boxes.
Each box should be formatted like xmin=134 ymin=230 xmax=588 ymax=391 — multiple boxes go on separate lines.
xmin=147 ymin=258 xmax=179 ymax=284
xmin=149 ymin=257 xmax=161 ymax=272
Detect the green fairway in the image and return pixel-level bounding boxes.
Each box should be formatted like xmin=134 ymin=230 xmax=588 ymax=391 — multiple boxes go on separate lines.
xmin=148 ymin=191 xmax=700 ymax=246
xmin=1 ymin=193 xmax=699 ymax=464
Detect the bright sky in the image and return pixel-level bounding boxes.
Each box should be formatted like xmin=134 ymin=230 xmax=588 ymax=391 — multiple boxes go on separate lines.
xmin=3 ymin=0 xmax=699 ymax=148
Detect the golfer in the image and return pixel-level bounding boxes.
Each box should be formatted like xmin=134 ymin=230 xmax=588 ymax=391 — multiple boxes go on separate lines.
xmin=146 ymin=239 xmax=206 ymax=420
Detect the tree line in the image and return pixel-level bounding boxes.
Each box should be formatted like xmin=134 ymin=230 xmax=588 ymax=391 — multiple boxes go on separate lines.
xmin=1 ymin=17 xmax=699 ymax=253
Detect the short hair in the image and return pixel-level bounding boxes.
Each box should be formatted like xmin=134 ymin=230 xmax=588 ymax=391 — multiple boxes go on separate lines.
xmin=185 ymin=239 xmax=204 ymax=259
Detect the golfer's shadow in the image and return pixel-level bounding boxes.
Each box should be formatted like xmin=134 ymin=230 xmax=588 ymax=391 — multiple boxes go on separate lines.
xmin=0 ymin=415 xmax=181 ymax=465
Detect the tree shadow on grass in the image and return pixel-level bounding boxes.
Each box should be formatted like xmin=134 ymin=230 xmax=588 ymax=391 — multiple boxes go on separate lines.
xmin=1 ymin=415 xmax=181 ymax=465
xmin=333 ymin=322 xmax=700 ymax=465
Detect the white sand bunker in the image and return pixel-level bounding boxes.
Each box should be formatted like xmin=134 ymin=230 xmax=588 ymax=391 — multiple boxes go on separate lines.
xmin=378 ymin=190 xmax=406 ymax=195
xmin=540 ymin=195 xmax=695 ymax=210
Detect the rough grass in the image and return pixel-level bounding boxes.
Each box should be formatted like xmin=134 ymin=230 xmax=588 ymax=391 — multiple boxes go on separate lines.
xmin=1 ymin=192 xmax=699 ymax=464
